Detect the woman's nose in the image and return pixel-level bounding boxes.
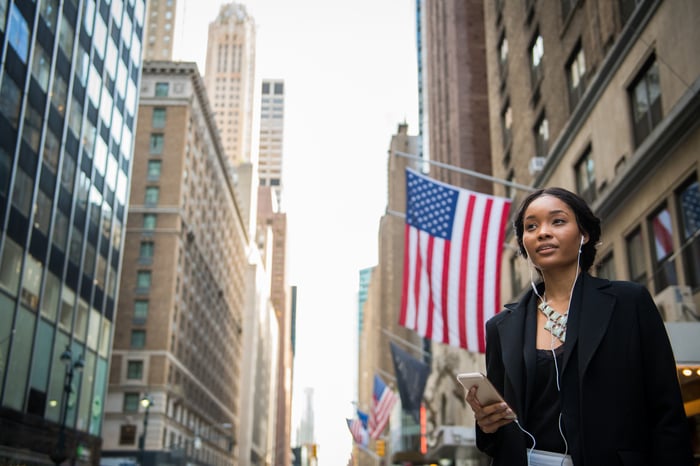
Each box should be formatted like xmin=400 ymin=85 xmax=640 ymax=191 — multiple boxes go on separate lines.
xmin=537 ymin=226 xmax=551 ymax=238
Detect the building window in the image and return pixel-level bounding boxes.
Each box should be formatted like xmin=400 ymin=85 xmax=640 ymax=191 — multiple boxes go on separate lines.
xmin=501 ymin=102 xmax=512 ymax=149
xmin=143 ymin=214 xmax=156 ymax=231
xmin=139 ymin=241 xmax=154 ymax=260
xmin=7 ymin=4 xmax=30 ymax=63
xmin=596 ymin=253 xmax=616 ymax=280
xmin=498 ymin=34 xmax=508 ymax=79
xmin=0 ymin=74 xmax=23 ymax=129
xmin=0 ymin=0 xmax=7 ymax=33
xmin=149 ymin=133 xmax=164 ymax=154
xmin=119 ymin=424 xmax=137 ymax=445
xmin=649 ymin=206 xmax=678 ymax=293
xmin=274 ymin=82 xmax=284 ymax=94
xmin=130 ymin=330 xmax=146 ymax=348
xmin=147 ymin=160 xmax=162 ymax=181
xmin=629 ymin=56 xmax=661 ymax=147
xmin=152 ymin=107 xmax=166 ymax=128
xmin=12 ymin=168 xmax=33 ymax=216
xmin=126 ymin=360 xmax=143 ymax=379
xmin=145 ymin=187 xmax=159 ymax=205
xmin=123 ymin=393 xmax=140 ymax=412
xmin=626 ymin=228 xmax=647 ymax=285
xmin=678 ymin=180 xmax=700 ymax=289
xmin=154 ymin=82 xmax=169 ymax=97
xmin=575 ymin=146 xmax=596 ymax=204
xmin=567 ymin=43 xmax=586 ymax=111
xmin=529 ymin=33 xmax=544 ymax=89
xmin=134 ymin=300 xmax=149 ymax=322
xmin=58 ymin=11 xmax=75 ymax=59
xmin=136 ymin=271 xmax=151 ymax=290
xmin=23 ymin=105 xmax=43 ymax=152
xmin=0 ymin=238 xmax=23 ymax=296
xmin=533 ymin=114 xmax=549 ymax=158
xmin=31 ymin=43 xmax=51 ymax=92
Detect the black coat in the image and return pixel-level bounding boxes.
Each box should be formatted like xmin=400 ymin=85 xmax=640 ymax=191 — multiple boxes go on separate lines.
xmin=476 ymin=273 xmax=693 ymax=466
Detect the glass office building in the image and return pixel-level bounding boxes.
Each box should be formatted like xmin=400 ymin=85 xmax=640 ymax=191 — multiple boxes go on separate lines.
xmin=0 ymin=0 xmax=144 ymax=464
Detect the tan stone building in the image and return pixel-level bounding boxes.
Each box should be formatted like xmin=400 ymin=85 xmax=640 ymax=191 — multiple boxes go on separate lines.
xmin=485 ymin=0 xmax=700 ymax=459
xmin=102 ymin=61 xmax=248 ymax=466
xmin=355 ymin=123 xmax=425 ymax=465
xmin=255 ymin=185 xmax=294 ymax=466
xmin=143 ymin=0 xmax=177 ymax=61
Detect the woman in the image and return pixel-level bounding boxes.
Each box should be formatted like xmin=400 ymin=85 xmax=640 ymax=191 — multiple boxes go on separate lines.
xmin=465 ymin=187 xmax=693 ymax=465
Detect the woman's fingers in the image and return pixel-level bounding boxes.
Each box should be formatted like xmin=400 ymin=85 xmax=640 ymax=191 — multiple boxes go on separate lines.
xmin=466 ymin=386 xmax=515 ymax=434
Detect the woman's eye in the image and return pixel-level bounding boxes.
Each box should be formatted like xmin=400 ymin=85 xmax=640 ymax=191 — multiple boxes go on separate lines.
xmin=525 ymin=223 xmax=537 ymax=231
xmin=552 ymin=218 xmax=566 ymax=225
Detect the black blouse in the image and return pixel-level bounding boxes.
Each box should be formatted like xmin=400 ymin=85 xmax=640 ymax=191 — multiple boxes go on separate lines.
xmin=527 ymin=346 xmax=567 ymax=453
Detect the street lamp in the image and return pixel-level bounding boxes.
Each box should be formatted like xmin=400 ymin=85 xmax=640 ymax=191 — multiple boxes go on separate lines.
xmin=138 ymin=394 xmax=154 ymax=465
xmin=50 ymin=346 xmax=84 ymax=466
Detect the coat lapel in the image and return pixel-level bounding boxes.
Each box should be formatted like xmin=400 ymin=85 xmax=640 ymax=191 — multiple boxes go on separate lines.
xmin=562 ymin=273 xmax=615 ymax=377
xmin=577 ymin=274 xmax=615 ymax=376
xmin=498 ymin=294 xmax=536 ymax=420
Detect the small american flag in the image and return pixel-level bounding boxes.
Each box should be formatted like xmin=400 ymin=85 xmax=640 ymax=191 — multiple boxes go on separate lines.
xmin=400 ymin=168 xmax=512 ymax=353
xmin=346 ymin=418 xmax=368 ymax=446
xmin=368 ymin=374 xmax=398 ymax=440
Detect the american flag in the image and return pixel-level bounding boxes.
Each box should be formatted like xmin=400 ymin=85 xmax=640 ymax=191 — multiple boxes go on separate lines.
xmin=368 ymin=374 xmax=398 ymax=440
xmin=652 ymin=208 xmax=674 ymax=259
xmin=346 ymin=417 xmax=368 ymax=447
xmin=357 ymin=409 xmax=369 ymax=430
xmin=400 ymin=168 xmax=512 ymax=353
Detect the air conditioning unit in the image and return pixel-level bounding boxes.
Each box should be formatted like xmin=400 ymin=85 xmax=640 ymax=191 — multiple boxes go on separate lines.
xmin=653 ymin=285 xmax=697 ymax=322
xmin=529 ymin=156 xmax=546 ymax=175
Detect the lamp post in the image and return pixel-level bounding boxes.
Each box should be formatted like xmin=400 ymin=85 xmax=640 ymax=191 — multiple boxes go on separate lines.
xmin=138 ymin=394 xmax=154 ymax=466
xmin=50 ymin=346 xmax=84 ymax=465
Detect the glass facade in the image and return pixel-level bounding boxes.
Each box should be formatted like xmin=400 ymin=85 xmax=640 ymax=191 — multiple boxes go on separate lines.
xmin=0 ymin=0 xmax=144 ymax=463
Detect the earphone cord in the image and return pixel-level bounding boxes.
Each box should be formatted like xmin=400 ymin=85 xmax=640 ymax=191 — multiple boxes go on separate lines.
xmin=524 ymin=244 xmax=582 ymax=465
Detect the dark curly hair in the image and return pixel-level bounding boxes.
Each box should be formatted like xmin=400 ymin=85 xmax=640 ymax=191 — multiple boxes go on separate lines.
xmin=513 ymin=187 xmax=601 ymax=272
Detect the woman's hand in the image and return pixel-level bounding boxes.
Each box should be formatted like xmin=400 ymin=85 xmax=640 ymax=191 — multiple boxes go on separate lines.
xmin=465 ymin=386 xmax=516 ymax=434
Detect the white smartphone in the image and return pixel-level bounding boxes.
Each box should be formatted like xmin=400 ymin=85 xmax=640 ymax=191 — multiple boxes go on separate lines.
xmin=456 ymin=372 xmax=507 ymax=406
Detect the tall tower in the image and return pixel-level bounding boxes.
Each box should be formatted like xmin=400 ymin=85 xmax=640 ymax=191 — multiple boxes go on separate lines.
xmin=203 ymin=2 xmax=256 ymax=168
xmin=297 ymin=387 xmax=315 ymax=446
xmin=142 ymin=0 xmax=177 ymax=61
xmin=203 ymin=2 xmax=257 ymax=237
xmin=258 ymin=79 xmax=285 ymax=209
xmin=0 ymin=0 xmax=145 ymax=463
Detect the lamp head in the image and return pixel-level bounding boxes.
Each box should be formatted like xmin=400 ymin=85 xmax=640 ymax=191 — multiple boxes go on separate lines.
xmin=140 ymin=395 xmax=153 ymax=409
xmin=60 ymin=347 xmax=72 ymax=366
xmin=74 ymin=356 xmax=85 ymax=372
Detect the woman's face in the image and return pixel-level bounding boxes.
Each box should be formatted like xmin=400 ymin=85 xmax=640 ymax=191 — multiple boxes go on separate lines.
xmin=521 ymin=194 xmax=586 ymax=272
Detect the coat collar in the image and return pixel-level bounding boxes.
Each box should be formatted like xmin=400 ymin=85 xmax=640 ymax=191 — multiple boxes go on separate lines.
xmin=496 ymin=273 xmax=615 ymax=420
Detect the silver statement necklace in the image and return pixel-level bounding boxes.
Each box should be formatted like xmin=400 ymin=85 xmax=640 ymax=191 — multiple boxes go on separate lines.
xmin=538 ymin=294 xmax=568 ymax=343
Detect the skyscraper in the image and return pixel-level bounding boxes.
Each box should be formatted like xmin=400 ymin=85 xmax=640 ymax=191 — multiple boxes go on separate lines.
xmin=203 ymin=2 xmax=257 ymax=238
xmin=142 ymin=0 xmax=177 ymax=61
xmin=0 ymin=0 xmax=145 ymax=463
xmin=258 ymin=79 xmax=285 ymax=209
xmin=101 ymin=61 xmax=246 ymax=466
xmin=203 ymin=2 xmax=256 ymax=169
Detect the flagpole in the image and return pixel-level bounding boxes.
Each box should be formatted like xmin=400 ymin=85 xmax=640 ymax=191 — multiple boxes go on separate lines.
xmin=381 ymin=327 xmax=430 ymax=359
xmin=394 ymin=150 xmax=536 ymax=193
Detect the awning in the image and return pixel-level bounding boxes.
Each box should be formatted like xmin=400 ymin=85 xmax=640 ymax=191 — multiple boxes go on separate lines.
xmin=666 ymin=322 xmax=700 ymax=365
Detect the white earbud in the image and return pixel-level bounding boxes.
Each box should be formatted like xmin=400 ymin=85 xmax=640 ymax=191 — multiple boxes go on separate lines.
xmin=579 ymin=235 xmax=584 ymax=253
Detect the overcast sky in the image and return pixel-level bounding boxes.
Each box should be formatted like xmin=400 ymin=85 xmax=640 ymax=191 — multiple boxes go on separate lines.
xmin=173 ymin=1 xmax=419 ymax=463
